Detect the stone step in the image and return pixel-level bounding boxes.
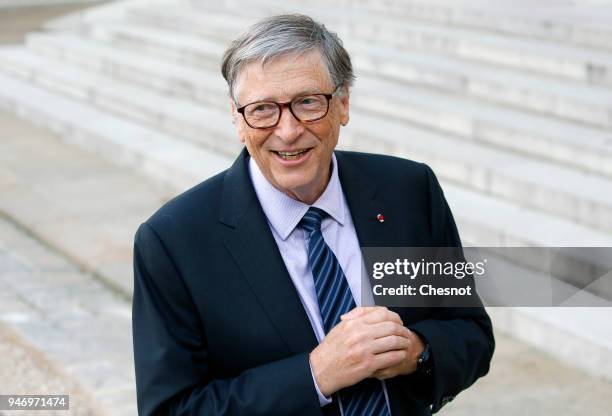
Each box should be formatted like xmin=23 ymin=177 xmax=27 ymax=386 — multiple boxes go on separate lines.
xmin=352 ymin=71 xmax=612 ymax=179
xmin=72 ymin=21 xmax=612 ymax=178
xmin=488 ymin=307 xmax=612 ymax=387
xmin=0 ymin=217 xmax=135 ymax=416
xmin=190 ymin=0 xmax=612 ymax=89
xmin=124 ymin=2 xmax=249 ymax=41
xmin=0 ymin=107 xmax=182 ymax=298
xmin=122 ymin=6 xmax=612 ymax=130
xmin=76 ymin=19 xmax=229 ymax=65
xmin=445 ymin=185 xmax=612 ymax=247
xmin=82 ymin=21 xmax=226 ymax=72
xmin=0 ymin=319 xmax=106 ymax=416
xmin=40 ymin=0 xmax=157 ymax=31
xmin=445 ymin=315 xmax=612 ymax=414
xmin=3 ymin=66 xmax=612 ymax=247
xmin=0 ymin=71 xmax=233 ymax=193
xmin=25 ymin=32 xmax=229 ymax=102
xmin=0 ymin=46 xmax=240 ymax=157
xmin=344 ymin=111 xmax=612 ymax=233
xmin=3 ymin=45 xmax=612 ymax=233
xmin=348 ymin=41 xmax=612 ymax=131
xmin=319 ymin=0 xmax=612 ymax=53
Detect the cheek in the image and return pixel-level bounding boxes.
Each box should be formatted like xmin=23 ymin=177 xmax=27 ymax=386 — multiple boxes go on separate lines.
xmin=235 ymin=122 xmax=252 ymax=143
xmin=238 ymin=126 xmax=252 ymax=144
xmin=241 ymin=130 xmax=270 ymax=154
xmin=320 ymin=121 xmax=339 ymax=149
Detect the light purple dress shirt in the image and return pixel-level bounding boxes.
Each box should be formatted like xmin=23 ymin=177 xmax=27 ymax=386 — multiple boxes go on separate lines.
xmin=248 ymin=153 xmax=391 ymax=414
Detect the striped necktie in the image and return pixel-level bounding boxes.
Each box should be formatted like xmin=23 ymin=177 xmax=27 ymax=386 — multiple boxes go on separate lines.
xmin=300 ymin=207 xmax=391 ymax=416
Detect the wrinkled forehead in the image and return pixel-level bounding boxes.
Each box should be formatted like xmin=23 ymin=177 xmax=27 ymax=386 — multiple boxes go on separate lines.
xmin=234 ymin=49 xmax=334 ymax=105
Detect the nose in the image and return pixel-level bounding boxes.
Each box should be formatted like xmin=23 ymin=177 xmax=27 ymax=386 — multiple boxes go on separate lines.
xmin=274 ymin=104 xmax=304 ymax=143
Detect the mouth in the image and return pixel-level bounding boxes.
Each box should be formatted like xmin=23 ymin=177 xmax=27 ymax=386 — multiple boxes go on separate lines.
xmin=273 ymin=148 xmax=312 ymax=161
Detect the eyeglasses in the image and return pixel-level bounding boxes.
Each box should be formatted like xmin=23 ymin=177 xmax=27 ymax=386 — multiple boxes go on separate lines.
xmin=236 ymin=86 xmax=340 ymax=129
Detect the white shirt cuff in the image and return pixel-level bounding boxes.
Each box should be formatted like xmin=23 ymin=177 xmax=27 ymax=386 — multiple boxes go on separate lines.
xmin=309 ymin=360 xmax=333 ymax=406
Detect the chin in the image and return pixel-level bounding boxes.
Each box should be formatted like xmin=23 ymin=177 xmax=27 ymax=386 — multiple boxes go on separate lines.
xmin=273 ymin=166 xmax=312 ymax=183
xmin=276 ymin=178 xmax=311 ymax=194
xmin=274 ymin=171 xmax=315 ymax=191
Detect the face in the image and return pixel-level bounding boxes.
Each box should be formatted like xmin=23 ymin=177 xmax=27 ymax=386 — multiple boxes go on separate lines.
xmin=230 ymin=50 xmax=350 ymax=204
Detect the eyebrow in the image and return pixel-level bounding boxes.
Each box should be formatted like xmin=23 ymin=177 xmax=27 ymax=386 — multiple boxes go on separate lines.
xmin=247 ymin=88 xmax=326 ymax=104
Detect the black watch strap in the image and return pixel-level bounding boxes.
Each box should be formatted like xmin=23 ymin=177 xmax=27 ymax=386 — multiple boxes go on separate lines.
xmin=416 ymin=342 xmax=433 ymax=377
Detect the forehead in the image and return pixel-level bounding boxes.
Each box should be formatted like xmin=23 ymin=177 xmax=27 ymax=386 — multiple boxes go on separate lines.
xmin=235 ymin=49 xmax=334 ymax=104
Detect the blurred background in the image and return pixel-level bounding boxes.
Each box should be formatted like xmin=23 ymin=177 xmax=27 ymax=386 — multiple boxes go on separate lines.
xmin=1 ymin=0 xmax=611 ymax=415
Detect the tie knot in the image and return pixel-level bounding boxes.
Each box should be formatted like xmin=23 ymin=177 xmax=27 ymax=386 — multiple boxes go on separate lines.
xmin=299 ymin=207 xmax=328 ymax=233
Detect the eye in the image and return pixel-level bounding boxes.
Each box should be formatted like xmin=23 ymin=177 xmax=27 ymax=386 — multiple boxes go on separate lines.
xmin=252 ymin=103 xmax=275 ymax=112
xmin=246 ymin=102 xmax=277 ymax=116
xmin=295 ymin=95 xmax=325 ymax=109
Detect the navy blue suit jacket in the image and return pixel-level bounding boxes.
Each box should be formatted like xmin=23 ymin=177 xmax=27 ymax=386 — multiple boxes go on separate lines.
xmin=132 ymin=148 xmax=494 ymax=415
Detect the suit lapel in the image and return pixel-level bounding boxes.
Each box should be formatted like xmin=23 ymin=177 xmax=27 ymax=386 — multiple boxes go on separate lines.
xmin=335 ymin=151 xmax=394 ymax=248
xmin=219 ymin=148 xmax=319 ymax=355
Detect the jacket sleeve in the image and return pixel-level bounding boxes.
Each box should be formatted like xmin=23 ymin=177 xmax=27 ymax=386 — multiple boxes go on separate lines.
xmin=132 ymin=222 xmax=322 ymax=416
xmin=405 ymin=165 xmax=495 ymax=413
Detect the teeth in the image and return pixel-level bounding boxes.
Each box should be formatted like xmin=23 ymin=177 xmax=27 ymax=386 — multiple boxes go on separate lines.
xmin=278 ymin=149 xmax=306 ymax=156
xmin=277 ymin=149 xmax=308 ymax=159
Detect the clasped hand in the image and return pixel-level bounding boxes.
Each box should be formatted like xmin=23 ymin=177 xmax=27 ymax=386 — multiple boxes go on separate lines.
xmin=309 ymin=306 xmax=424 ymax=397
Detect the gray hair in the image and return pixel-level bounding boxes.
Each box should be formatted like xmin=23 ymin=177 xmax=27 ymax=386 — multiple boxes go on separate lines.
xmin=221 ymin=14 xmax=355 ymax=103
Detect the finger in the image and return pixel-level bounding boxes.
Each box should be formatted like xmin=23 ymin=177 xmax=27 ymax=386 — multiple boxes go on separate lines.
xmin=371 ymin=334 xmax=411 ymax=354
xmin=341 ymin=306 xmax=384 ymax=320
xmin=358 ymin=308 xmax=403 ymax=325
xmin=368 ymin=321 xmax=413 ymax=341
xmin=372 ymin=349 xmax=407 ymax=372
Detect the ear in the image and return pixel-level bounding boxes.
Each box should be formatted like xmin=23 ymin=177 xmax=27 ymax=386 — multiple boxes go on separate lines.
xmin=338 ymin=86 xmax=350 ymax=126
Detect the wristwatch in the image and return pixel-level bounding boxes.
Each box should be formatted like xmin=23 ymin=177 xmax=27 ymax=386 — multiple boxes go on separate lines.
xmin=416 ymin=342 xmax=433 ymax=377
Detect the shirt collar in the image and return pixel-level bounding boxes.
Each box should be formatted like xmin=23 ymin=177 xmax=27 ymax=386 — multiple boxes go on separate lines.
xmin=249 ymin=152 xmax=346 ymax=240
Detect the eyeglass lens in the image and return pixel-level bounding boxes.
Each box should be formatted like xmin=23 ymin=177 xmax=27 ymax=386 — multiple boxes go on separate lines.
xmin=244 ymin=95 xmax=329 ymax=127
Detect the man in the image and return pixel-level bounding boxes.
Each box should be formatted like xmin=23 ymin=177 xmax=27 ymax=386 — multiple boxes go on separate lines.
xmin=132 ymin=14 xmax=494 ymax=416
